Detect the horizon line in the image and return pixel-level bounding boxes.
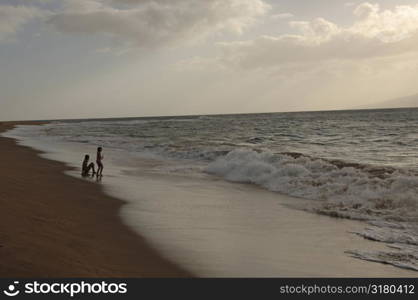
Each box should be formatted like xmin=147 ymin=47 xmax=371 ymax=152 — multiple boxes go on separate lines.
xmin=3 ymin=105 xmax=418 ymax=123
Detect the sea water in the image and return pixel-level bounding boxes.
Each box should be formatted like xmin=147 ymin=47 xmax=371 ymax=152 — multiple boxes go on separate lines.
xmin=4 ymin=108 xmax=418 ymax=273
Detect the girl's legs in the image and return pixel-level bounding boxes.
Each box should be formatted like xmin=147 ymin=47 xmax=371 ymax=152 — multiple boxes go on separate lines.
xmin=88 ymin=163 xmax=96 ymax=174
xmin=97 ymin=162 xmax=103 ymax=176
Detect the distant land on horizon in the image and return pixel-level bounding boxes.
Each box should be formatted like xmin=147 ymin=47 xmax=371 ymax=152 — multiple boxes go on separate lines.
xmin=359 ymin=93 xmax=418 ymax=110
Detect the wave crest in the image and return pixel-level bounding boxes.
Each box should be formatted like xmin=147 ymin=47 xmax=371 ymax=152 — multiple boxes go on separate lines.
xmin=206 ymin=149 xmax=418 ymax=222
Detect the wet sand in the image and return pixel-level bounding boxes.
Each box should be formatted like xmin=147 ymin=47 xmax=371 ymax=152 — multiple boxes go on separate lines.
xmin=113 ymin=170 xmax=418 ymax=277
xmin=0 ymin=122 xmax=191 ymax=277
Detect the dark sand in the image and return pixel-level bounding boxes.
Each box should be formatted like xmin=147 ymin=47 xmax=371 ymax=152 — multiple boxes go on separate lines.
xmin=0 ymin=122 xmax=191 ymax=277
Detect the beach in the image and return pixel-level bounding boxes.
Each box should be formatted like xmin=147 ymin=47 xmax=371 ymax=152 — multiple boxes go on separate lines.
xmin=2 ymin=118 xmax=418 ymax=277
xmin=0 ymin=122 xmax=190 ymax=277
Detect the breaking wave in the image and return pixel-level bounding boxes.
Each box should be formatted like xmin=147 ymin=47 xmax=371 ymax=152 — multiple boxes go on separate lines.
xmin=206 ymin=149 xmax=418 ymax=221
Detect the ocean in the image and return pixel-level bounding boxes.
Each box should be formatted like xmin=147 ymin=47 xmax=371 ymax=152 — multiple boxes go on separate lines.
xmin=5 ymin=108 xmax=418 ymax=275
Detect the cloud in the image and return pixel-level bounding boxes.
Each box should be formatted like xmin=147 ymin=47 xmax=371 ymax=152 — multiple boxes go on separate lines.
xmin=217 ymin=3 xmax=418 ymax=70
xmin=0 ymin=5 xmax=44 ymax=41
xmin=353 ymin=2 xmax=379 ymax=18
xmin=271 ymin=13 xmax=294 ymax=20
xmin=47 ymin=0 xmax=271 ymax=48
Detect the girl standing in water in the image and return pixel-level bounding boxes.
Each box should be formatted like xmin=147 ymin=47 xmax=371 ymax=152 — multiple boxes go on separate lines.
xmin=96 ymin=147 xmax=104 ymax=176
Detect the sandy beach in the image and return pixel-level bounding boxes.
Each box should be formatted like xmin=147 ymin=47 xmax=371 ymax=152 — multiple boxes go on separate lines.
xmin=2 ymin=121 xmax=418 ymax=277
xmin=0 ymin=122 xmax=190 ymax=277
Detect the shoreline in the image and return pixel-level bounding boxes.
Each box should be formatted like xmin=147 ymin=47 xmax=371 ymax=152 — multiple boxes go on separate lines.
xmin=0 ymin=122 xmax=191 ymax=277
xmin=3 ymin=121 xmax=417 ymax=277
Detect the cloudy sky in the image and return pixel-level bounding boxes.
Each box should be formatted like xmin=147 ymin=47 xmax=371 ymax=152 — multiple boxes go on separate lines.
xmin=1 ymin=0 xmax=418 ymax=120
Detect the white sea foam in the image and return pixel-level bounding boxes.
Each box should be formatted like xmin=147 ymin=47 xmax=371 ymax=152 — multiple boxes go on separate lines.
xmin=206 ymin=149 xmax=418 ymax=221
xmin=346 ymin=240 xmax=418 ymax=272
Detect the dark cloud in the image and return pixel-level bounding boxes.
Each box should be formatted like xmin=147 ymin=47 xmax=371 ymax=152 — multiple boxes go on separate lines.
xmin=47 ymin=0 xmax=270 ymax=48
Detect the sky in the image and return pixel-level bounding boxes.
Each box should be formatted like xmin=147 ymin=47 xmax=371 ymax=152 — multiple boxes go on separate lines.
xmin=1 ymin=0 xmax=418 ymax=121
